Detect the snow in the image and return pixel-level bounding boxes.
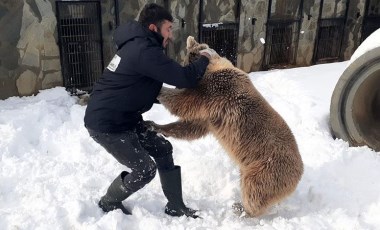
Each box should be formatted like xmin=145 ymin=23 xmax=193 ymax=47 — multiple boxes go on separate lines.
xmin=202 ymin=23 xmax=223 ymax=28
xmin=349 ymin=28 xmax=380 ymax=65
xmin=1 ymin=61 xmax=380 ymax=230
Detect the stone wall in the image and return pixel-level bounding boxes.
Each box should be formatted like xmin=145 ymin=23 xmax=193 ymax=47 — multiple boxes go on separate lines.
xmin=202 ymin=0 xmax=237 ymax=22
xmin=296 ymin=0 xmax=320 ymax=66
xmin=0 ymin=1 xmax=23 ymax=99
xmin=118 ymin=0 xmax=165 ymax=24
xmin=0 ymin=0 xmax=61 ymax=100
xmin=102 ymin=0 xmax=166 ymax=64
xmin=170 ymin=0 xmax=238 ymax=62
xmin=237 ymin=0 xmax=268 ymax=72
xmin=167 ymin=0 xmax=200 ymax=63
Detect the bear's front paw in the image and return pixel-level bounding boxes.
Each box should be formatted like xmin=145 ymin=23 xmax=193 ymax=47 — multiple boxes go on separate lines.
xmin=143 ymin=120 xmax=159 ymax=132
xmin=157 ymin=87 xmax=177 ymax=103
xmin=232 ymin=202 xmax=247 ymax=218
xmin=143 ymin=120 xmax=170 ymax=137
xmin=158 ymin=87 xmax=172 ymax=96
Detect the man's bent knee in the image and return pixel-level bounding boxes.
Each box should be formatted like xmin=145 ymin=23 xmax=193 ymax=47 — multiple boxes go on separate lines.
xmin=143 ymin=161 xmax=157 ymax=182
xmin=149 ymin=139 xmax=173 ymax=158
xmin=124 ymin=160 xmax=157 ymax=191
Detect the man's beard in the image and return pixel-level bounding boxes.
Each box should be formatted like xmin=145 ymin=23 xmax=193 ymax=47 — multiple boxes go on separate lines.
xmin=163 ymin=37 xmax=173 ymax=48
xmin=157 ymin=27 xmax=172 ymax=48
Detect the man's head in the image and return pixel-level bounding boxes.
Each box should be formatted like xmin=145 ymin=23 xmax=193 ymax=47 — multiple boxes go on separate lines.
xmin=139 ymin=3 xmax=173 ymax=48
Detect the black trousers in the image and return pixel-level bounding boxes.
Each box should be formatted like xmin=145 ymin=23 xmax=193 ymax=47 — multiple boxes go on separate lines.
xmin=87 ymin=122 xmax=174 ymax=192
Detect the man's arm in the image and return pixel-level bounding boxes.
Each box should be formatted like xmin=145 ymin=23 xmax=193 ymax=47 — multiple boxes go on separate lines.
xmin=136 ymin=47 xmax=209 ymax=88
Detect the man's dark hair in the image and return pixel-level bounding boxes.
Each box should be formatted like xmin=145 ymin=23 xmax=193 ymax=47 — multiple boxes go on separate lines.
xmin=138 ymin=3 xmax=173 ymax=29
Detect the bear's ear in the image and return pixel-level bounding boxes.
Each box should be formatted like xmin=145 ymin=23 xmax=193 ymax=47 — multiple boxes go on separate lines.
xmin=186 ymin=36 xmax=198 ymax=50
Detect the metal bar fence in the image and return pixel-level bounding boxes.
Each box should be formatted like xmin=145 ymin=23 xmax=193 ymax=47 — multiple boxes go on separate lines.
xmin=56 ymin=1 xmax=104 ymax=93
xmin=262 ymin=0 xmax=303 ymax=70
xmin=199 ymin=22 xmax=239 ymax=66
xmin=314 ymin=18 xmax=346 ymax=62
xmin=362 ymin=16 xmax=380 ymax=41
xmin=362 ymin=0 xmax=380 ymax=41
xmin=263 ymin=19 xmax=301 ymax=69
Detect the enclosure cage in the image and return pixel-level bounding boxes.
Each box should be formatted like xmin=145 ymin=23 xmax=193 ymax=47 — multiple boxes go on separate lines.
xmin=314 ymin=18 xmax=346 ymax=62
xmin=262 ymin=0 xmax=303 ymax=70
xmin=313 ymin=0 xmax=349 ymax=63
xmin=361 ymin=0 xmax=380 ymax=42
xmin=263 ymin=20 xmax=301 ymax=69
xmin=56 ymin=0 xmax=104 ymax=93
xmin=198 ymin=0 xmax=240 ymax=66
xmin=199 ymin=23 xmax=239 ymax=66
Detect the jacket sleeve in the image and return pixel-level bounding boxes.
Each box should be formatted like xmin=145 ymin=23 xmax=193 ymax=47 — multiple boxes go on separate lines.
xmin=136 ymin=46 xmax=209 ymax=88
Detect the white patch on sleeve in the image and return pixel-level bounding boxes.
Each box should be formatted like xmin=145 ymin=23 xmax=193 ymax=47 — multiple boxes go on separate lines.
xmin=107 ymin=54 xmax=121 ymax=72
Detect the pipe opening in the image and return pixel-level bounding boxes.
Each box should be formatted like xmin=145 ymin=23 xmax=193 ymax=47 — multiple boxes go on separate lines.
xmin=352 ymin=69 xmax=380 ymax=150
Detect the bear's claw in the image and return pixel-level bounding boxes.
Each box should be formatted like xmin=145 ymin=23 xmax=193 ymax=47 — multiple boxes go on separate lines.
xmin=232 ymin=202 xmax=247 ymax=217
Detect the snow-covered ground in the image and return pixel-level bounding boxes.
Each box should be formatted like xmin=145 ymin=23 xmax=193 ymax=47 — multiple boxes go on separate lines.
xmin=1 ymin=61 xmax=380 ymax=230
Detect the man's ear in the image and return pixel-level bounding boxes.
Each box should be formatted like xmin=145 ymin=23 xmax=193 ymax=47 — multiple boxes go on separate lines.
xmin=148 ymin=24 xmax=158 ymax=32
xmin=186 ymin=36 xmax=198 ymax=50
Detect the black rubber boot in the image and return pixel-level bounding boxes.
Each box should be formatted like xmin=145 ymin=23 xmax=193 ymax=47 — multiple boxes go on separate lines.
xmin=159 ymin=166 xmax=199 ymax=218
xmin=98 ymin=171 xmax=133 ymax=215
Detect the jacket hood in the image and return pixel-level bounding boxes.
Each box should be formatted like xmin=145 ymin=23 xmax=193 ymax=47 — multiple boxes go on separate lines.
xmin=113 ymin=20 xmax=164 ymax=49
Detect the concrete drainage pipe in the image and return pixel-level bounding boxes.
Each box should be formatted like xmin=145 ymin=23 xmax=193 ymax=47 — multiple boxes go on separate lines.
xmin=330 ymin=30 xmax=380 ymax=152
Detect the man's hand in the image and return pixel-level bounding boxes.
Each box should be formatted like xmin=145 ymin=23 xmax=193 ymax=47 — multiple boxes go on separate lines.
xmin=200 ymin=48 xmax=218 ymax=59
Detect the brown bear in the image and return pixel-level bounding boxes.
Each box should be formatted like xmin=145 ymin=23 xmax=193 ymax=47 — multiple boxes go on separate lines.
xmin=146 ymin=36 xmax=304 ymax=217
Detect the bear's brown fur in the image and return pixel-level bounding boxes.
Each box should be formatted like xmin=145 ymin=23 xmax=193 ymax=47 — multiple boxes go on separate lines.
xmin=147 ymin=36 xmax=304 ymax=217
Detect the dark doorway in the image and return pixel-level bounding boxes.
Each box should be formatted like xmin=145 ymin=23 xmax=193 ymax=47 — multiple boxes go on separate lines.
xmin=56 ymin=1 xmax=104 ymax=93
xmin=362 ymin=0 xmax=380 ymax=41
xmin=262 ymin=0 xmax=303 ymax=70
xmin=313 ymin=0 xmax=349 ymax=63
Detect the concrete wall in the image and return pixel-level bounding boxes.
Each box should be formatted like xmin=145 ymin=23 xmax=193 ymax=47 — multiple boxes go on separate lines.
xmin=100 ymin=0 xmax=117 ymax=66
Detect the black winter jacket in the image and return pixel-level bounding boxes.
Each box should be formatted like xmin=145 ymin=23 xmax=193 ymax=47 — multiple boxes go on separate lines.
xmin=84 ymin=21 xmax=209 ymax=132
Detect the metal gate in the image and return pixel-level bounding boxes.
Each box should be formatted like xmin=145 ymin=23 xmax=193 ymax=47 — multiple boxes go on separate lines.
xmin=262 ymin=0 xmax=303 ymax=69
xmin=56 ymin=1 xmax=104 ymax=93
xmin=314 ymin=18 xmax=346 ymax=62
xmin=199 ymin=23 xmax=239 ymax=65
xmin=198 ymin=0 xmax=240 ymax=66
xmin=362 ymin=0 xmax=380 ymax=41
xmin=313 ymin=0 xmax=349 ymax=63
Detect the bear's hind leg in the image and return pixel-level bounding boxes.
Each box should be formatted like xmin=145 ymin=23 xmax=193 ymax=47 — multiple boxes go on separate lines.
xmin=240 ymin=181 xmax=267 ymax=217
xmin=240 ymin=165 xmax=277 ymax=217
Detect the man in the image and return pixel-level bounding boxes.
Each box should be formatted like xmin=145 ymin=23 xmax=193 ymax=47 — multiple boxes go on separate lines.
xmin=84 ymin=3 xmax=216 ymax=218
